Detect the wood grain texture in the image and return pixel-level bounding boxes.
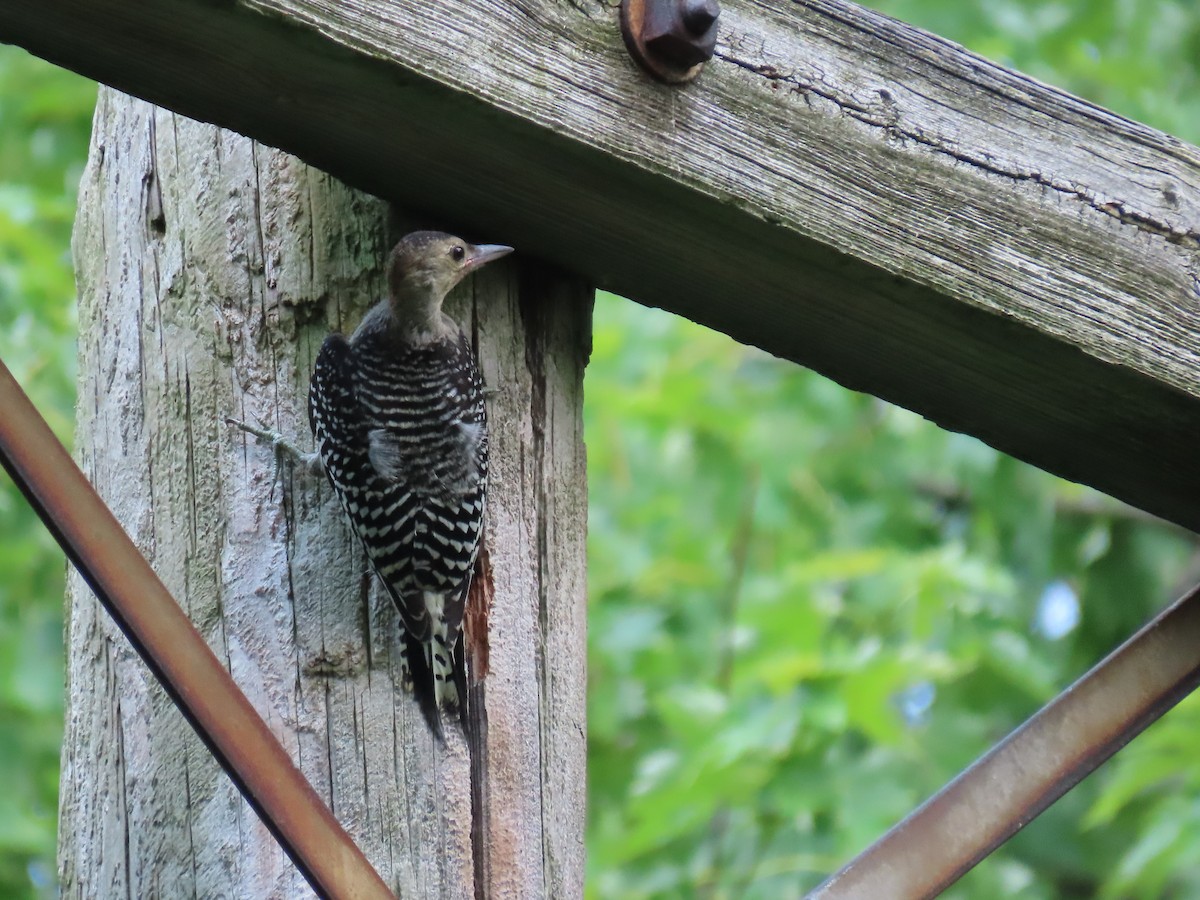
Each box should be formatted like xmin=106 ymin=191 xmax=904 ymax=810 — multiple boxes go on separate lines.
xmin=61 ymin=87 xmax=589 ymax=898
xmin=6 ymin=2 xmax=1200 ymax=527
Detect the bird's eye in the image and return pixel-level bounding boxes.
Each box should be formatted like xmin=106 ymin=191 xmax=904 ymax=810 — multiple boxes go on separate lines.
xmin=450 ymin=245 xmax=466 ymax=262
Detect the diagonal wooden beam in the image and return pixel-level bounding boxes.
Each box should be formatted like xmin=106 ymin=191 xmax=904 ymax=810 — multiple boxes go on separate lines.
xmin=0 ymin=359 xmax=395 ymax=900
xmin=4 ymin=0 xmax=1200 ymax=529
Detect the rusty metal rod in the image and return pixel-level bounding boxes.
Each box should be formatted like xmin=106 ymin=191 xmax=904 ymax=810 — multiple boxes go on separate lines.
xmin=0 ymin=359 xmax=395 ymax=900
xmin=810 ymin=580 xmax=1200 ymax=899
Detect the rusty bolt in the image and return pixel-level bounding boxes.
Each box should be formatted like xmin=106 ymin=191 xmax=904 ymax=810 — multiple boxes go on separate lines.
xmin=681 ymin=0 xmax=720 ymax=35
xmin=621 ymin=0 xmax=721 ymax=84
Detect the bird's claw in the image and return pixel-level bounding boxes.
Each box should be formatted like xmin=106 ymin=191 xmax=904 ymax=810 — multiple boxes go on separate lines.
xmin=225 ymin=416 xmax=323 ymax=476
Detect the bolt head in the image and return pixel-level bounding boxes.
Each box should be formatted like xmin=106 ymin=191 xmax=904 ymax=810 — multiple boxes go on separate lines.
xmin=621 ymin=0 xmax=719 ymax=83
xmin=681 ymin=0 xmax=720 ymax=35
xmin=642 ymin=0 xmax=719 ymax=69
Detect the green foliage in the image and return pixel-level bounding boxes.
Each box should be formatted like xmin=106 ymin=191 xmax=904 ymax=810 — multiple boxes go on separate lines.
xmin=3 ymin=1 xmax=1199 ymax=897
xmin=0 ymin=47 xmax=95 ymax=899
xmin=873 ymin=0 xmax=1200 ymax=146
xmin=585 ymin=295 xmax=1196 ymax=898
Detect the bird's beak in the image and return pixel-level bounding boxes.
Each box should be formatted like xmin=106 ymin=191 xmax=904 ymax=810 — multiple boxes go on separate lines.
xmin=465 ymin=243 xmax=514 ymax=272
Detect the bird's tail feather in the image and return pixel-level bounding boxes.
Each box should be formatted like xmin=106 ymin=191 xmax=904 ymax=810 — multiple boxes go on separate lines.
xmin=395 ymin=589 xmax=469 ymax=741
xmin=431 ymin=628 xmax=462 ymax=711
xmin=403 ymin=629 xmax=445 ymax=741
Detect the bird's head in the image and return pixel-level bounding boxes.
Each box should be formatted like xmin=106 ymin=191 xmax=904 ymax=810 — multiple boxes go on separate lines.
xmin=386 ymin=231 xmax=513 ymax=338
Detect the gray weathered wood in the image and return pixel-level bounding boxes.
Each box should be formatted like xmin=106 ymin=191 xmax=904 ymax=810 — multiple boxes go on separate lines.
xmin=60 ymin=86 xmax=589 ymax=897
xmin=5 ymin=0 xmax=1200 ymax=530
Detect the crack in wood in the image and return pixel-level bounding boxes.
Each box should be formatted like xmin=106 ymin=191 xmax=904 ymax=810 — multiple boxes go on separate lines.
xmin=717 ymin=49 xmax=1200 ymax=249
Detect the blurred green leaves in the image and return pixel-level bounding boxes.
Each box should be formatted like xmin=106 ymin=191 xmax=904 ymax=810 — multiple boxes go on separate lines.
xmin=585 ymin=296 xmax=1198 ymax=895
xmin=585 ymin=297 xmax=1138 ymax=896
xmin=873 ymin=0 xmax=1200 ymax=145
xmin=0 ymin=48 xmax=92 ymax=432
xmin=0 ymin=46 xmax=94 ymax=900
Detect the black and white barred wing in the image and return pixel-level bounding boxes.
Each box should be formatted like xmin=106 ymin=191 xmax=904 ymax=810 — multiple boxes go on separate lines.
xmin=352 ymin=332 xmax=487 ymax=593
xmin=354 ymin=333 xmax=488 ymax=716
xmin=308 ymin=330 xmax=487 ymax=728
xmin=308 ymin=333 xmax=452 ymax=740
xmin=309 ymin=335 xmax=426 ymax=628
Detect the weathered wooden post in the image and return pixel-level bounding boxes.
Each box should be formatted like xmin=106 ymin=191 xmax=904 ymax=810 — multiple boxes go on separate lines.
xmin=60 ymin=88 xmax=590 ymax=897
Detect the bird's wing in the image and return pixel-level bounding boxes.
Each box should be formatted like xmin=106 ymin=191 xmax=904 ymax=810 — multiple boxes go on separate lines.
xmin=309 ymin=334 xmax=430 ymax=632
xmin=361 ymin=342 xmax=485 ymax=500
xmin=353 ymin=333 xmax=488 ymax=640
xmin=366 ymin=426 xmax=406 ymax=481
xmin=309 ymin=332 xmax=448 ymax=734
xmin=309 ymin=333 xmax=366 ymax=447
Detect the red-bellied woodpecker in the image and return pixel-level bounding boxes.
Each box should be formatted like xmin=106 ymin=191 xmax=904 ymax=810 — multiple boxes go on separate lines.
xmin=234 ymin=231 xmax=511 ymax=739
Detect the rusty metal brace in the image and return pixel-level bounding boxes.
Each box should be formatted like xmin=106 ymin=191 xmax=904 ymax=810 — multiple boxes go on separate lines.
xmin=0 ymin=359 xmax=394 ymax=900
xmin=811 ymin=580 xmax=1200 ymax=899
